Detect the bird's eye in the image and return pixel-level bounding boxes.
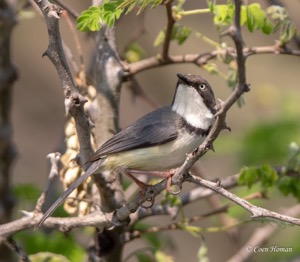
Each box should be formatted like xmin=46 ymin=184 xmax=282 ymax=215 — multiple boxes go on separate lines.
xmin=199 ymin=84 xmax=206 ymax=90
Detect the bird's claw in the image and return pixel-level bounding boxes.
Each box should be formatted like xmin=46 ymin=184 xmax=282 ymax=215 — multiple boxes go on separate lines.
xmin=141 ymin=197 xmax=155 ymax=208
xmin=167 ymin=184 xmax=181 ymax=195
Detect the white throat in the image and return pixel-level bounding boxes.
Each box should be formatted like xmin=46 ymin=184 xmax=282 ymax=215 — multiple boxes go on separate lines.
xmin=172 ymin=83 xmax=214 ymax=130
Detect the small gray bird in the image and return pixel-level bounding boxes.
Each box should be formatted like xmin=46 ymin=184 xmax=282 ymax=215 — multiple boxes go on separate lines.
xmin=37 ymin=73 xmax=216 ymax=227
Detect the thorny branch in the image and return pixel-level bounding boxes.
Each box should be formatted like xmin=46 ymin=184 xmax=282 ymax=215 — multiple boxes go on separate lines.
xmin=3 ymin=237 xmax=29 ymax=262
xmin=34 ymin=153 xmax=61 ymax=213
xmin=34 ymin=0 xmax=93 ymax=164
xmin=124 ymin=45 xmax=300 ymax=78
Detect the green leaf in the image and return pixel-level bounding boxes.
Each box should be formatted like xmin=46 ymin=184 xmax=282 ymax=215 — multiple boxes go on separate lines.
xmin=197 ymin=242 xmax=209 ymax=262
xmin=161 ymin=191 xmax=182 ymax=207
xmin=247 ymin=4 xmax=266 ymax=31
xmin=240 ymin=6 xmax=247 ymax=25
xmin=262 ymin=18 xmax=274 ymax=34
xmin=29 ymin=252 xmax=70 ymax=262
xmin=178 ymin=27 xmax=192 ymax=44
xmin=154 ymin=250 xmax=174 ymax=262
xmin=280 ymin=21 xmax=297 ymax=45
xmin=257 ymin=164 xmax=278 ymax=190
xmin=125 ymin=43 xmax=146 ymax=63
xmin=239 ymin=166 xmax=258 ymax=188
xmin=213 ymin=4 xmax=234 ymax=26
xmin=136 ymin=252 xmax=153 ymax=262
xmin=77 ymin=7 xmax=102 ymax=32
xmin=277 ymin=176 xmax=293 ymax=196
xmin=15 ymin=231 xmax=85 ymax=262
xmin=154 ymin=30 xmax=166 ymax=47
xmin=203 ymin=63 xmax=219 ymax=75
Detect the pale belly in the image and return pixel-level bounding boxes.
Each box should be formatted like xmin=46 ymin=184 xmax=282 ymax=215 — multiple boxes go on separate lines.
xmin=102 ymin=132 xmax=205 ymax=171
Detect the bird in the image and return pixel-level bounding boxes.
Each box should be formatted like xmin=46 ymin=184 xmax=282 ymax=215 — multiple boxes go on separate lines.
xmin=36 ymin=73 xmax=216 ymax=227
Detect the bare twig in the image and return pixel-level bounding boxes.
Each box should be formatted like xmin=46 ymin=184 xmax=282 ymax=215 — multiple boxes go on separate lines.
xmin=125 ymin=192 xmax=263 ymax=243
xmin=228 ymin=204 xmax=300 ymax=262
xmin=3 ymin=237 xmax=30 ymax=262
xmin=130 ymin=174 xmax=239 ymax=224
xmin=188 ymin=174 xmax=300 ymax=226
xmin=124 ymin=45 xmax=300 ymax=78
xmin=53 ymin=0 xmax=79 ymax=19
xmin=62 ymin=11 xmax=86 ymax=76
xmin=35 ymin=152 xmax=61 ymax=213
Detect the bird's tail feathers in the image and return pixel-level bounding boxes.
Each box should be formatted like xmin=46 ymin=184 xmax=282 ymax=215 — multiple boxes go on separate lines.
xmin=35 ymin=160 xmax=102 ymax=229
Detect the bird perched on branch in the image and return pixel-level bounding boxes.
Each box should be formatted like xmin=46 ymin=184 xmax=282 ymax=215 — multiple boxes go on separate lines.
xmin=37 ymin=73 xmax=216 ymax=227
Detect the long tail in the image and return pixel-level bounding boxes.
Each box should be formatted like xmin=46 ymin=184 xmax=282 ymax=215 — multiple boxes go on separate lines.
xmin=35 ymin=160 xmax=102 ymax=229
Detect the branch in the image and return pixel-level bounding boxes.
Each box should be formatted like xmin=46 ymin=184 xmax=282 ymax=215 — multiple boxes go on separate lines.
xmin=54 ymin=0 xmax=79 ymax=19
xmin=188 ymin=174 xmax=300 ymax=226
xmin=162 ymin=0 xmax=175 ymax=61
xmin=228 ymin=204 xmax=300 ymax=262
xmin=34 ymin=152 xmax=61 ymax=213
xmin=0 ymin=0 xmax=18 ymax=225
xmin=170 ymin=0 xmax=247 ymax=190
xmin=125 ymin=192 xmax=266 ymax=243
xmin=0 ymin=178 xmax=166 ymax=238
xmin=0 ymin=210 xmax=113 ymax=239
xmin=130 ymin=174 xmax=239 ymax=224
xmin=2 ymin=237 xmax=29 ymax=262
xmin=34 ymin=0 xmax=94 ymax=164
xmin=124 ymin=45 xmax=300 ymax=78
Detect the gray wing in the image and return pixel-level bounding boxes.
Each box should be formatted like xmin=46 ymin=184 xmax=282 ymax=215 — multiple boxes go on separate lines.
xmin=87 ymin=106 xmax=180 ymax=162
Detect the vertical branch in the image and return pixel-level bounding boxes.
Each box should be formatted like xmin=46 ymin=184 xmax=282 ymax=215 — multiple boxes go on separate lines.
xmin=34 ymin=0 xmax=94 ymax=164
xmin=0 ymin=0 xmax=18 ymax=260
xmin=231 ymin=0 xmax=247 ymax=89
xmin=162 ymin=0 xmax=175 ymax=60
xmin=0 ymin=0 xmax=18 ymax=225
xmin=90 ymin=25 xmax=126 ymax=262
xmin=85 ymin=2 xmax=126 ymax=260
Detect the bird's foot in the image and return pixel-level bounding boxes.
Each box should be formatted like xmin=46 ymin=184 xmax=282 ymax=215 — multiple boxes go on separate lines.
xmin=127 ymin=169 xmax=181 ymax=195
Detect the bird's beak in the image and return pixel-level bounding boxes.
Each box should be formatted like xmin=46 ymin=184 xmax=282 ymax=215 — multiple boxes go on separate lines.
xmin=176 ymin=73 xmax=189 ymax=85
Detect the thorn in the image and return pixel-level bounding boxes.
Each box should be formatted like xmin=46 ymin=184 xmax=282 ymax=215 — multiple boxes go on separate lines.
xmin=223 ymin=123 xmax=231 ymax=132
xmin=207 ymin=143 xmax=215 ymax=152
xmin=42 ymin=50 xmax=48 ymax=58
xmin=192 ymin=147 xmax=199 ymax=157
xmin=215 ymin=178 xmax=222 ymax=187
xmin=168 ymin=184 xmax=181 ymax=195
xmin=244 ymin=83 xmax=251 ymax=92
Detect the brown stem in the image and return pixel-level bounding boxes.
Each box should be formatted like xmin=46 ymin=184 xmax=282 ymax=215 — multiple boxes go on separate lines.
xmin=162 ymin=0 xmax=175 ymax=61
xmin=0 ymin=0 xmax=18 ymax=260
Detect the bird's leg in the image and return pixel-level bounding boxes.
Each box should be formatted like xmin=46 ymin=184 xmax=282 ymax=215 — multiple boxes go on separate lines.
xmin=122 ymin=169 xmax=149 ymax=190
xmin=119 ymin=168 xmax=155 ymax=208
xmin=128 ymin=169 xmax=180 ymax=195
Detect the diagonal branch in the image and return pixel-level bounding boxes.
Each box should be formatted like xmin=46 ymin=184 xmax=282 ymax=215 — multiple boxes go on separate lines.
xmin=228 ymin=204 xmax=300 ymax=262
xmin=187 ymin=174 xmax=300 ymax=226
xmin=34 ymin=152 xmax=61 ymax=213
